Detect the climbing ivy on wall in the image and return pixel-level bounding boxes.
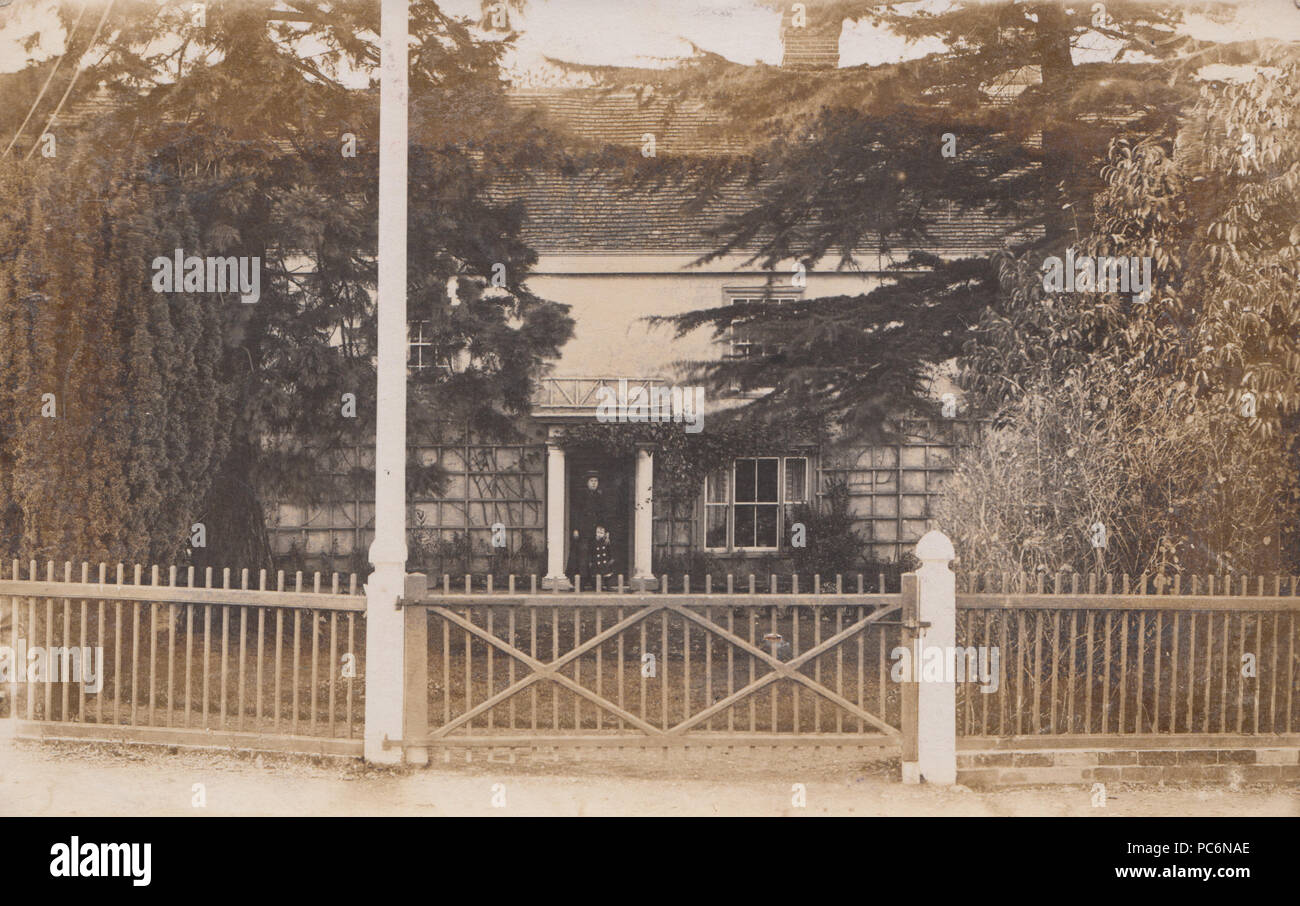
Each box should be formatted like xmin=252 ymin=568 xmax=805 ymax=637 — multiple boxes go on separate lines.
xmin=557 ymin=417 xmax=822 ymax=506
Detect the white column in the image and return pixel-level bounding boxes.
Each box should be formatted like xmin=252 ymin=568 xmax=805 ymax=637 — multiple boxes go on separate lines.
xmin=363 ymin=0 xmax=409 ymax=765
xmin=632 ymin=445 xmax=655 ymax=589
xmin=542 ymin=443 xmax=571 ymax=590
xmin=915 ymin=530 xmax=957 ymax=785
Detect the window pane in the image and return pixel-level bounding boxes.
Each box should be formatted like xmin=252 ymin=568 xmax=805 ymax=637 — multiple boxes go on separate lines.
xmin=705 ymin=469 xmax=729 ymax=504
xmin=785 ymin=458 xmax=807 ymax=502
xmin=734 ymin=505 xmax=756 ymax=548
xmin=756 ymin=459 xmax=778 ymax=502
xmin=408 ymin=320 xmax=431 ymax=371
xmin=730 ymin=298 xmax=756 ymax=357
xmin=783 ymin=505 xmax=800 ymax=537
xmin=755 ymin=505 xmax=778 ymax=547
xmin=735 ymin=459 xmax=757 ymax=502
xmin=706 ymin=505 xmax=728 ymax=548
xmin=729 ymin=295 xmax=798 ymax=357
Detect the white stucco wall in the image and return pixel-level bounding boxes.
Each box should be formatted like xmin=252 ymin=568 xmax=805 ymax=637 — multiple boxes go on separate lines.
xmin=528 ymin=253 xmax=891 ymax=381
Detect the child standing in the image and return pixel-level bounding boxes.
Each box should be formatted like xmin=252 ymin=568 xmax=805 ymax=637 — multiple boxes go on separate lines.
xmin=590 ymin=525 xmax=615 ymax=589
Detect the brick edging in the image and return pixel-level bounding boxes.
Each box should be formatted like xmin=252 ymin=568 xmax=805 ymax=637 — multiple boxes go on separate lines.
xmin=957 ymin=746 xmax=1300 ymax=787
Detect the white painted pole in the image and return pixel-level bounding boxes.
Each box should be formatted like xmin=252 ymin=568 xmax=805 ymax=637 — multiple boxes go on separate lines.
xmin=363 ymin=0 xmax=409 ymax=764
xmin=915 ymin=530 xmax=957 ymax=785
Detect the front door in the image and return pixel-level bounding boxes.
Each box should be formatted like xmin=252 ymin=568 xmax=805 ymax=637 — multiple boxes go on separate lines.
xmin=566 ymin=448 xmax=631 ymax=586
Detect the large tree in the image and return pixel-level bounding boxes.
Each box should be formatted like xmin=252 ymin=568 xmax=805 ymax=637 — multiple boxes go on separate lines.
xmin=0 ymin=0 xmax=573 ymax=567
xmin=603 ymin=0 xmax=1276 ymax=437
xmin=941 ymin=60 xmax=1300 ymax=576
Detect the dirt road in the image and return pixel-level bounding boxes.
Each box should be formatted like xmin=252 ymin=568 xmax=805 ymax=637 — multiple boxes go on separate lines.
xmin=1 ymin=738 xmax=1296 ymax=817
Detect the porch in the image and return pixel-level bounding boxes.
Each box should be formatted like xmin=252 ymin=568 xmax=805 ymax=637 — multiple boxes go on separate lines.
xmin=529 ymin=376 xmax=669 ymax=591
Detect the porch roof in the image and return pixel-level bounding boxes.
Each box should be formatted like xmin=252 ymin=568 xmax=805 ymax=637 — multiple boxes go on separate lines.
xmin=529 ymin=376 xmax=744 ymax=422
xmin=530 ymin=376 xmax=665 ymax=421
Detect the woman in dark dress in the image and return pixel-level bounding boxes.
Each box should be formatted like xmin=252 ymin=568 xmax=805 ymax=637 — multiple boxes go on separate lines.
xmin=568 ymin=471 xmax=613 ymax=589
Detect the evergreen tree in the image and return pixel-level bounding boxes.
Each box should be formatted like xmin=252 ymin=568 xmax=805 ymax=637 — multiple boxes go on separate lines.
xmin=0 ymin=146 xmax=233 ymax=563
xmin=606 ymin=0 xmax=1279 ymax=436
xmin=0 ymin=0 xmax=574 ymax=566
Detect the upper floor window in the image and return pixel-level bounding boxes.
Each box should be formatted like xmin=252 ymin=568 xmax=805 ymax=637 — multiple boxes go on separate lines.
xmin=408 ymin=320 xmax=458 ymax=375
xmin=409 ymin=320 xmax=435 ymax=372
xmin=705 ymin=456 xmax=809 ymax=551
xmin=725 ymin=290 xmax=800 ymax=359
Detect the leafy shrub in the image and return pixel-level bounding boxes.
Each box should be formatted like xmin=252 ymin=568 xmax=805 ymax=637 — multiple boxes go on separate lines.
xmin=788 ymin=478 xmax=868 ymax=578
xmin=935 ymin=371 xmax=1296 ymax=580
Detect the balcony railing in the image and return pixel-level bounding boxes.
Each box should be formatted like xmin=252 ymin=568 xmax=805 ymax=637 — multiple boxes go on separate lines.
xmin=530 ymin=376 xmax=667 ymax=418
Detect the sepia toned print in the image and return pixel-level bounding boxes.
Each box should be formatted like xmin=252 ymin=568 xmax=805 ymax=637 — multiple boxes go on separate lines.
xmin=0 ymin=0 xmax=1297 ymax=829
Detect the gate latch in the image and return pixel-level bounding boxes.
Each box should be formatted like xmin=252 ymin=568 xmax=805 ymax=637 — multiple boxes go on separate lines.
xmin=901 ymin=618 xmax=931 ymax=636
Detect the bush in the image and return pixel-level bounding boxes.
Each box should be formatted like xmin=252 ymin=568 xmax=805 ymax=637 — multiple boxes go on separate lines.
xmin=935 ymin=370 xmax=1297 ymax=580
xmin=788 ymin=479 xmax=868 ymax=578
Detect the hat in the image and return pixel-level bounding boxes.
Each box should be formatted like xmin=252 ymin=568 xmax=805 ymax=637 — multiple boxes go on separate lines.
xmin=583 ymin=470 xmax=601 ymax=480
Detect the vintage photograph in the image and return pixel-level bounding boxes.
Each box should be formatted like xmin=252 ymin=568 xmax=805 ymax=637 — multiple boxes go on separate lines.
xmin=0 ymin=0 xmax=1297 ymax=843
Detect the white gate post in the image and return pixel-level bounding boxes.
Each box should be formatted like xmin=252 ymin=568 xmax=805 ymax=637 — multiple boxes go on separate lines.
xmin=909 ymin=530 xmax=957 ymax=785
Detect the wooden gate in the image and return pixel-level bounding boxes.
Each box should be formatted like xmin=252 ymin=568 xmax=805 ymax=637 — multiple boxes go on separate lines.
xmin=404 ymin=588 xmax=907 ymax=750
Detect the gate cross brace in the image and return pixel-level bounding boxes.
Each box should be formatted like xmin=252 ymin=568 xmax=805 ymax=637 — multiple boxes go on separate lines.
xmin=426 ymin=604 xmax=664 ymax=737
xmin=664 ymin=604 xmax=902 ymax=737
xmin=418 ymin=601 xmax=903 ymax=741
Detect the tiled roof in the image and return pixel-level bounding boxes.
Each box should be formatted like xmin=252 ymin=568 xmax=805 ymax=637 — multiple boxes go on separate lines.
xmin=488 ymin=169 xmax=1029 ymax=255
xmin=489 ymin=169 xmax=763 ymax=253
xmin=495 ymin=88 xmax=1031 ymax=256
xmin=506 ymin=88 xmax=749 ymax=157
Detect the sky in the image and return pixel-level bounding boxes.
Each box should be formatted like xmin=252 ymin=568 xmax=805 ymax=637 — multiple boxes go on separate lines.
xmin=444 ymin=0 xmax=1300 ymax=74
xmin=2 ymin=0 xmax=1299 ymax=77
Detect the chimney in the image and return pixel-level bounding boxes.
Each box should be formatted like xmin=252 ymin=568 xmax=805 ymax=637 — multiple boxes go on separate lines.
xmin=780 ymin=7 xmax=842 ymax=70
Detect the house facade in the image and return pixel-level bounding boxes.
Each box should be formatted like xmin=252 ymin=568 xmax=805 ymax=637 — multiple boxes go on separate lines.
xmin=266 ymin=31 xmax=1001 ymax=582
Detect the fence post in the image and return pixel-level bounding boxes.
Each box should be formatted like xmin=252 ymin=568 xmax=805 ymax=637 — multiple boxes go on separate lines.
xmin=902 ymin=530 xmax=958 ymax=786
xmin=402 ymin=573 xmax=429 ymax=766
xmin=900 ymin=572 xmax=920 ymax=782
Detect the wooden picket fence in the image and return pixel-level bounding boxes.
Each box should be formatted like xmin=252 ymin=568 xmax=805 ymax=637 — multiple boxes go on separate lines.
xmin=5 ymin=561 xmax=1299 ymax=757
xmin=956 ymin=571 xmax=1300 ymax=745
xmin=1 ymin=560 xmax=366 ymax=755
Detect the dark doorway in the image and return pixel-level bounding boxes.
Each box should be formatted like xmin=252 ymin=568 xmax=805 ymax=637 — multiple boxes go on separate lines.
xmin=566 ymin=448 xmax=631 ymax=588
